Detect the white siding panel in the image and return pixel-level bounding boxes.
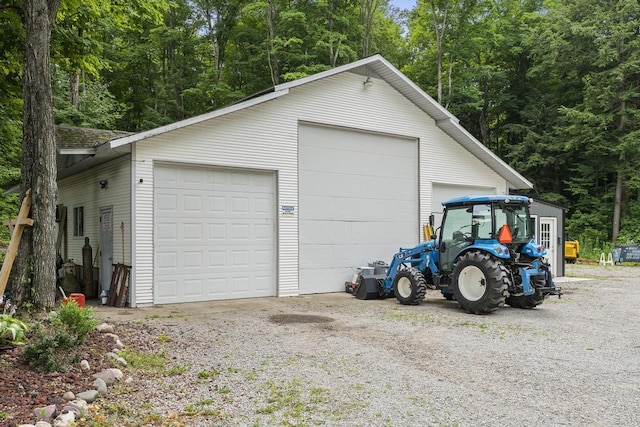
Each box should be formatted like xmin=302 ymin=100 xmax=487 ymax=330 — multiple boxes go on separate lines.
xmin=133 ymin=71 xmax=509 ymax=303
xmin=57 ymin=156 xmax=131 ymax=293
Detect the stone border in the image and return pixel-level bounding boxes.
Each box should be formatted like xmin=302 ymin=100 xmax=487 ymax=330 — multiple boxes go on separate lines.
xmin=17 ymin=323 xmax=132 ymax=427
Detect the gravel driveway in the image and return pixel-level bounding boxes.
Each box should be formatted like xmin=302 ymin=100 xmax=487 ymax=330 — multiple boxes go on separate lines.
xmin=103 ymin=264 xmax=640 ymax=426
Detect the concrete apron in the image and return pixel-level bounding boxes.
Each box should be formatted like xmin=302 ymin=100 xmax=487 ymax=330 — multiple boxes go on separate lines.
xmin=90 ymin=293 xmax=348 ymax=322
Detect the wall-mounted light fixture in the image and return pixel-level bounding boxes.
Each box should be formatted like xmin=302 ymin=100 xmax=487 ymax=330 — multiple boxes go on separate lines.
xmin=363 ymin=77 xmax=374 ymax=88
xmin=99 ymin=180 xmax=108 ymax=190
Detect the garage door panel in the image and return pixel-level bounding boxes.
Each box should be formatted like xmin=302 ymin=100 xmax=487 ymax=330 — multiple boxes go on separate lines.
xmin=301 ymin=146 xmax=413 ymax=178
xmin=301 ymin=171 xmax=414 ymax=199
xmin=299 ymin=125 xmax=418 ymax=294
xmin=301 ymin=130 xmax=416 ymax=158
xmin=154 ymin=164 xmax=276 ymax=304
xmin=351 ymin=221 xmax=416 ymax=244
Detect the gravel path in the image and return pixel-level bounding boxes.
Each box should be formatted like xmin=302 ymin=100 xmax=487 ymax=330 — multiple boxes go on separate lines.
xmin=105 ymin=264 xmax=640 ymax=426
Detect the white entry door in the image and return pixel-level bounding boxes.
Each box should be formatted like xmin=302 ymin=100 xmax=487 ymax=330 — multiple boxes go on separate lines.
xmin=539 ymin=217 xmax=557 ymax=276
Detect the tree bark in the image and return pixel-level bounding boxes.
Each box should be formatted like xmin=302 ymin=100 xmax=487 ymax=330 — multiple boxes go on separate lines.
xmin=16 ymin=0 xmax=61 ymax=310
xmin=267 ymin=0 xmax=279 ymax=85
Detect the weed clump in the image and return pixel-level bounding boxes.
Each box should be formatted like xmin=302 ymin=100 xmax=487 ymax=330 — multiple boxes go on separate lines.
xmin=23 ymin=300 xmax=100 ymax=372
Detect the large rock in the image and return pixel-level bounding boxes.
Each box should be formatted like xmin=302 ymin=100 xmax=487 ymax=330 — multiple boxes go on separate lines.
xmin=68 ymin=399 xmax=89 ymax=415
xmin=106 ymin=352 xmax=127 ymax=366
xmin=96 ymin=323 xmax=114 ymax=334
xmin=32 ymin=405 xmax=56 ymax=422
xmin=108 ymin=368 xmax=124 ymax=380
xmin=93 ymin=377 xmax=108 ymax=395
xmin=53 ymin=411 xmax=75 ymax=427
xmin=76 ymin=389 xmax=99 ymax=403
xmin=92 ymin=369 xmax=116 ymax=385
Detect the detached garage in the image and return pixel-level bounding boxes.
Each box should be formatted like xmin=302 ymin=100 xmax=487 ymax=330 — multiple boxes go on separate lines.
xmin=56 ymin=54 xmax=533 ymax=307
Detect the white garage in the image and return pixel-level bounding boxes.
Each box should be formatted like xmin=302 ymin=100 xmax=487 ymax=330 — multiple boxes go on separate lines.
xmin=153 ymin=164 xmax=276 ymax=304
xmin=56 ymin=54 xmax=534 ymax=307
xmin=431 ymin=183 xmax=497 ymax=227
xmin=299 ymin=124 xmax=419 ymax=294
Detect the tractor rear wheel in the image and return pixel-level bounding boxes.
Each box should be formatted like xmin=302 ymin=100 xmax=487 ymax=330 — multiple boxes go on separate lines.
xmin=452 ymin=251 xmax=509 ymax=314
xmin=393 ymin=268 xmax=427 ymax=305
xmin=505 ymin=290 xmax=545 ymax=309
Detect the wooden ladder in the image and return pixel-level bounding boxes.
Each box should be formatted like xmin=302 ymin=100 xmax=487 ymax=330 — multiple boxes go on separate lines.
xmin=0 ymin=190 xmax=34 ymax=296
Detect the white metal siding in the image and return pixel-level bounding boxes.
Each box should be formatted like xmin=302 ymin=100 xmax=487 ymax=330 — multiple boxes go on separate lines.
xmin=133 ymin=72 xmax=509 ymax=304
xmin=57 ymin=156 xmax=131 ymax=285
xmin=431 ymin=183 xmax=499 ymax=229
xmin=298 ymin=124 xmax=418 ymax=293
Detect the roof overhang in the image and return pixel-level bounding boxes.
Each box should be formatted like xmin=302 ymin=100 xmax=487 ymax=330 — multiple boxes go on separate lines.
xmin=59 ymin=54 xmax=532 ymax=190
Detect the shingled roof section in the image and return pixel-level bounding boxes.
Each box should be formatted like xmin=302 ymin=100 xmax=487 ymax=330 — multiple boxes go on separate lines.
xmin=56 ymin=125 xmax=134 ymax=149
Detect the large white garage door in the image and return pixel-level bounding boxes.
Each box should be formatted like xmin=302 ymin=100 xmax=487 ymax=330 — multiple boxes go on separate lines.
xmin=299 ymin=124 xmax=419 ymax=294
xmin=154 ymin=164 xmax=276 ymax=304
xmin=431 ymin=183 xmax=497 ymax=229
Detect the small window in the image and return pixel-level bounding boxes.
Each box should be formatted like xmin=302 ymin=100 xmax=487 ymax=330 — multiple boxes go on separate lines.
xmin=73 ymin=206 xmax=84 ymax=237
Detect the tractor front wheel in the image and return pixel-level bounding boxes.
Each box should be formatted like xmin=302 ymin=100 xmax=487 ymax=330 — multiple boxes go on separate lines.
xmin=506 ymin=290 xmax=545 ymax=309
xmin=452 ymin=251 xmax=509 ymax=314
xmin=393 ymin=268 xmax=427 ymax=305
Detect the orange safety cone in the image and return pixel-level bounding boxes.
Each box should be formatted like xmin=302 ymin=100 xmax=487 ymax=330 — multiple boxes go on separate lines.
xmin=498 ymin=224 xmax=513 ymax=244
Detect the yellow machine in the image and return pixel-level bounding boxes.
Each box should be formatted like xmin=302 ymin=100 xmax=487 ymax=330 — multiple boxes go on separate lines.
xmin=565 ymin=239 xmax=579 ymax=263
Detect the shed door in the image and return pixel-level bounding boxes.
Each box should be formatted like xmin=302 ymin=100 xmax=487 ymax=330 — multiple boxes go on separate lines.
xmin=154 ymin=164 xmax=276 ymax=304
xmin=299 ymin=124 xmax=418 ymax=294
xmin=540 ymin=217 xmax=557 ymax=276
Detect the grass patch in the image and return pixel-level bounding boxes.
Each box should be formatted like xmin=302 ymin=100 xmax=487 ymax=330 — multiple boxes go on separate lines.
xmin=256 ymin=379 xmax=330 ymax=423
xmin=165 ymin=363 xmax=189 ymax=376
xmin=382 ymin=310 xmax=440 ymax=326
xmin=119 ymin=348 xmax=168 ymax=375
xmin=197 ymin=368 xmax=221 ymax=380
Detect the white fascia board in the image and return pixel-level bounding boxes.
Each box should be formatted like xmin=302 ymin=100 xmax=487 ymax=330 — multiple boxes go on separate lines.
xmin=373 ymin=56 xmax=455 ymax=123
xmin=109 ymin=89 xmax=290 ymax=149
xmin=275 ymin=55 xmax=385 ymax=91
xmin=59 ymin=148 xmax=96 ymax=155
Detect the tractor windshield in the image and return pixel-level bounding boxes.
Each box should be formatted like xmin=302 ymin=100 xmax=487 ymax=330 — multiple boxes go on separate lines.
xmin=494 ymin=203 xmax=531 ymax=244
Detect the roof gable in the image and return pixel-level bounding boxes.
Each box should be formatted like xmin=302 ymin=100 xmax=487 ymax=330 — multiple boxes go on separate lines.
xmin=73 ymin=54 xmax=533 ymax=189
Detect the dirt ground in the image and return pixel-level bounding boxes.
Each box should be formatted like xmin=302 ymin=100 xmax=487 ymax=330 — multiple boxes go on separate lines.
xmin=81 ymin=262 xmax=640 ymax=426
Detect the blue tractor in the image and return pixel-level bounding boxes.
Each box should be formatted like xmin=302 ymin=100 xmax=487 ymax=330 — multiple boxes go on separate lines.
xmin=379 ymin=195 xmax=561 ymax=314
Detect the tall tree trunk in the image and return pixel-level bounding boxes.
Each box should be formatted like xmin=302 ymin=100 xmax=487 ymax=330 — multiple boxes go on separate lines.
xmin=612 ymin=157 xmax=623 ymax=243
xmin=612 ymin=96 xmax=626 ymax=243
xmin=429 ymin=1 xmax=448 ymax=105
xmin=69 ymin=72 xmax=79 ymax=109
xmin=267 ymin=0 xmax=279 ymax=85
xmin=360 ymin=0 xmax=377 ymax=58
xmin=17 ymin=0 xmax=61 ymax=310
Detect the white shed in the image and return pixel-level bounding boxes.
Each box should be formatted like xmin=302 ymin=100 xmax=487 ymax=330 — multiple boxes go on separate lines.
xmin=56 ymin=54 xmax=532 ymax=307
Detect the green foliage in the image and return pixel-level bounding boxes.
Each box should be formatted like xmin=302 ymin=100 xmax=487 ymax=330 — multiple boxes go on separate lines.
xmin=22 ymin=325 xmax=79 ymax=372
xmin=0 ymin=314 xmax=28 ymax=345
xmin=576 ymin=233 xmax=614 ymax=262
xmin=119 ymin=348 xmax=169 ymax=375
xmin=23 ymin=301 xmax=100 ymax=372
xmin=50 ymin=300 xmax=100 ymax=344
xmin=52 ymin=69 xmax=125 ymax=128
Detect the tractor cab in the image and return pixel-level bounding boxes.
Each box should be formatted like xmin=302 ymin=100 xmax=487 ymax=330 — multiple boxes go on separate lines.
xmin=438 ymin=195 xmax=534 ymax=273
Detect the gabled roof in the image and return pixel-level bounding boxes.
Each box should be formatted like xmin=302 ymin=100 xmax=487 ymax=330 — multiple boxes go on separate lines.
xmin=75 ymin=54 xmax=533 ymax=189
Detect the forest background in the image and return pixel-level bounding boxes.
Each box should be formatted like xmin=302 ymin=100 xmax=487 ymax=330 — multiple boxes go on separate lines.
xmin=1 ymin=0 xmax=640 ymax=254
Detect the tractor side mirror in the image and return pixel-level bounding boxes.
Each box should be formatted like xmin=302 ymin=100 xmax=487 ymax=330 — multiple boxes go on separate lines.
xmin=528 ymin=217 xmax=536 ymax=238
